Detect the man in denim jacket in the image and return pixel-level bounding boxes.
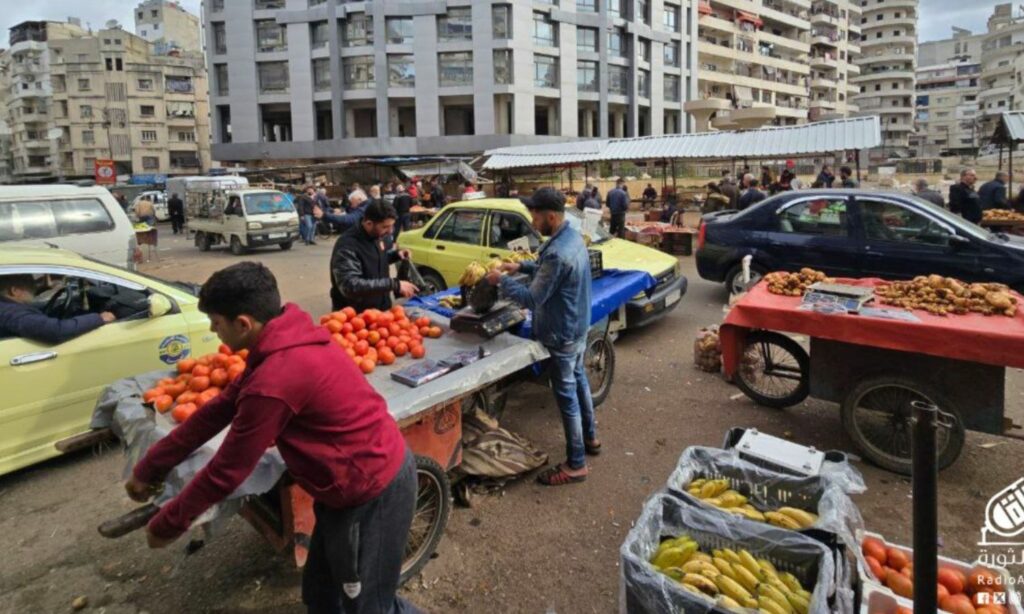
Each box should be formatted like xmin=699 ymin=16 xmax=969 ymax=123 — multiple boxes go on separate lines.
xmin=486 ymin=187 xmax=600 ymax=485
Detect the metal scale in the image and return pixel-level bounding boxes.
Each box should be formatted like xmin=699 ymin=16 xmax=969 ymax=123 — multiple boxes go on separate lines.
xmin=450 ymin=279 xmax=526 ymax=337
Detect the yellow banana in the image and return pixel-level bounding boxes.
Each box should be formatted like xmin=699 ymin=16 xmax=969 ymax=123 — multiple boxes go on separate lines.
xmin=660 ymin=566 xmax=685 ymax=581
xmin=717 ymin=492 xmax=748 ymax=508
xmin=764 ymin=511 xmax=802 ymax=530
xmin=683 ymin=573 xmax=719 ymax=596
xmin=712 ymin=557 xmax=737 ymax=578
xmin=682 ymin=560 xmax=720 ymax=578
xmin=758 ymin=558 xmax=779 ymax=577
xmin=700 ymin=479 xmax=729 ymax=499
xmin=758 ymin=595 xmax=790 ymax=614
xmin=777 ymin=507 xmax=818 ymax=528
xmin=733 ymin=563 xmax=762 ymax=593
xmin=652 ymin=541 xmax=697 ymax=569
xmin=779 ymin=572 xmax=804 ymax=594
xmin=713 ymin=573 xmax=753 ymax=604
xmin=716 ymin=595 xmax=745 ymax=612
xmin=738 ymin=550 xmax=765 ymax=579
xmin=759 ymin=583 xmax=795 ymax=614
xmin=785 ymin=591 xmax=810 ymax=614
xmin=690 ymin=478 xmax=707 ymax=489
xmin=719 ymin=548 xmax=743 ymax=565
xmin=679 ymin=583 xmax=706 ymax=598
xmin=690 ymin=552 xmax=713 ymax=564
xmin=728 ymin=507 xmax=766 ymax=522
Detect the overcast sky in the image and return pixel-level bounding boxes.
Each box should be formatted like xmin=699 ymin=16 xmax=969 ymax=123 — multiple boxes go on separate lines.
xmin=0 ymin=0 xmax=1005 ymax=46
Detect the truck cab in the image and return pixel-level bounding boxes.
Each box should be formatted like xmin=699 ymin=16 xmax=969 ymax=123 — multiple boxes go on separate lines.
xmin=187 ymin=188 xmax=299 ymax=255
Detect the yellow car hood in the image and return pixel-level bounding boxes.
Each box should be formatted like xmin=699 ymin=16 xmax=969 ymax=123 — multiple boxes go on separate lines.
xmin=591 ymin=237 xmax=677 ymax=278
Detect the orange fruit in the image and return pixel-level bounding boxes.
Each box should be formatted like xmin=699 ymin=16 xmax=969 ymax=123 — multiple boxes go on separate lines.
xmin=939 ymin=567 xmax=966 ymax=596
xmin=331 ymin=333 xmax=345 ymax=346
xmin=359 ymin=359 xmax=375 ymax=374
xmin=177 ymin=358 xmax=196 ymax=374
xmin=427 ymin=326 xmax=443 ymax=338
xmin=379 ymin=312 xmax=394 ymax=325
xmin=320 ymin=314 xmax=331 ymax=325
xmin=356 ymin=329 xmax=369 ymax=340
xmin=419 ymin=326 xmax=430 ymax=336
xmin=365 ymin=349 xmax=378 ymax=364
xmin=227 ymin=355 xmax=245 ymax=366
xmin=210 ymin=368 xmax=229 ymax=388
xmin=355 ymin=340 xmax=369 ymax=356
xmin=351 ymin=317 xmax=366 ymax=331
xmin=341 ymin=322 xmax=354 ymax=334
xmin=376 ymin=340 xmax=387 ymax=351
xmin=192 ymin=364 xmax=211 ymax=377
xmin=885 ymin=569 xmax=913 ymax=599
xmin=394 ymin=342 xmax=408 ymax=357
xmin=415 ymin=316 xmax=430 ymax=328
xmin=158 ymin=377 xmax=174 ymax=387
xmin=190 ymin=376 xmax=211 ymax=392
xmin=342 ymin=307 xmax=357 ymax=319
xmin=345 ymin=347 xmax=357 ymax=359
xmin=326 ymin=320 xmax=343 ymax=334
xmin=940 ymin=594 xmax=977 ymax=614
xmin=218 ymin=343 xmax=233 ymax=356
xmin=865 ymin=556 xmax=884 ymax=582
xmin=237 ymin=349 xmax=249 ymax=360
xmin=227 ymin=364 xmax=245 ymax=382
xmin=345 ymin=332 xmax=358 ymax=345
xmin=886 ymin=547 xmax=910 ymax=572
xmin=410 ymin=344 xmax=426 ymax=359
xmin=862 ymin=537 xmax=887 ymax=565
xmin=171 ymin=402 xmax=197 ymax=423
xmin=386 ymin=336 xmax=400 ymax=349
xmin=196 ymin=355 xmax=211 ymax=366
xmin=391 ymin=305 xmax=405 ymax=318
xmin=938 ymin=583 xmax=951 ymax=602
xmin=143 ymin=387 xmax=165 ymax=403
xmin=363 ymin=310 xmax=379 ymax=325
xmin=379 ymin=348 xmax=396 ymax=365
xmin=164 ymin=382 xmax=187 ymax=398
xmin=153 ymin=395 xmax=174 ymax=414
xmin=177 ymin=391 xmax=197 ymax=405
xmin=368 ymin=330 xmax=381 ymax=345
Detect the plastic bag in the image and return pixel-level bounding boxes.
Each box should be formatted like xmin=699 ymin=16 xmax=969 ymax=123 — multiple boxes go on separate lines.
xmin=620 ymin=493 xmax=835 ymax=614
xmin=693 ymin=326 xmax=722 ymax=373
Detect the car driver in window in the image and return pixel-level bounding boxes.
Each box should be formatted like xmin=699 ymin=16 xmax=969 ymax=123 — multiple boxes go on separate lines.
xmin=0 ymin=275 xmax=115 ymax=344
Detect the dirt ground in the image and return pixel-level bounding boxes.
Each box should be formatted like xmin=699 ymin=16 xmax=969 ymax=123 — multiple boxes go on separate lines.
xmin=2 ymin=229 xmax=1023 ymax=613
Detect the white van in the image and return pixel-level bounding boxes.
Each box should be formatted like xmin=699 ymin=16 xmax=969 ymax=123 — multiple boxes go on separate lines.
xmin=0 ymin=185 xmax=139 ymax=270
xmin=187 ymin=188 xmax=299 ymax=254
xmin=129 ymin=190 xmax=168 ymax=221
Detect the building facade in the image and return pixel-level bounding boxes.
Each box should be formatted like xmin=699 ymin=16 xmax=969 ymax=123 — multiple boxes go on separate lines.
xmin=686 ymin=0 xmax=861 ymax=132
xmin=912 ymin=61 xmax=981 ymax=158
xmin=977 ymin=5 xmax=1024 ymax=138
xmin=0 ymin=19 xmax=211 ymax=183
xmin=851 ymin=0 xmax=917 ymax=159
xmin=135 ymin=0 xmax=203 ymax=52
xmin=203 ymin=0 xmax=699 ymax=164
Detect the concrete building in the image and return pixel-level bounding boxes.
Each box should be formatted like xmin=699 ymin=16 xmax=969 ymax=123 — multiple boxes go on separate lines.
xmin=0 ymin=19 xmax=211 ymax=182
xmin=202 ymin=0 xmax=698 ymax=164
xmin=977 ymin=4 xmax=1024 ymax=138
xmin=851 ymin=0 xmax=917 ymax=159
xmin=686 ymin=0 xmax=861 ymax=132
xmin=135 ymin=0 xmax=203 ymax=52
xmin=917 ymin=27 xmax=982 ymax=68
xmin=912 ymin=61 xmax=981 ymax=158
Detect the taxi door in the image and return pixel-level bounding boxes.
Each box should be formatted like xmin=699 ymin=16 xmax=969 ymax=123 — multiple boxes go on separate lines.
xmin=419 ymin=208 xmax=490 ymax=286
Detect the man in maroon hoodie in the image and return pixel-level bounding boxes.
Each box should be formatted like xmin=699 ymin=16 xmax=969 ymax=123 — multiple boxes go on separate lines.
xmin=124 ymin=262 xmax=420 ymax=614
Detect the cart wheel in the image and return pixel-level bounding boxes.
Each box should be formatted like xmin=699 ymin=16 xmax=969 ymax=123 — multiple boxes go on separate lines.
xmin=400 ymin=455 xmax=451 ymax=585
xmin=734 ymin=331 xmax=809 ymax=408
xmin=586 ymin=328 xmax=615 ymax=408
xmin=840 ymin=375 xmax=965 ymax=475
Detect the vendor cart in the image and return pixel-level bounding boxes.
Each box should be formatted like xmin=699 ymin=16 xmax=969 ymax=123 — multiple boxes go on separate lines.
xmin=719 ymin=278 xmax=1024 ymax=475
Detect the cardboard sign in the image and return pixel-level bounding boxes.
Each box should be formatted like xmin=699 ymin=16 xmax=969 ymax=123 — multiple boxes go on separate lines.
xmin=94 ymin=159 xmax=116 ymax=184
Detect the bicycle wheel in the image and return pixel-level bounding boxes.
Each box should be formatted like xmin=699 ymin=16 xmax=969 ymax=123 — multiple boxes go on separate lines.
xmin=733 ymin=331 xmax=809 ymax=408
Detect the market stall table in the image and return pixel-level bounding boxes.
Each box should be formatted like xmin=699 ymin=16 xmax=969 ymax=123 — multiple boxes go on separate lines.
xmin=134 ymin=226 xmax=158 ymax=261
xmin=720 ymin=278 xmax=1024 ymax=474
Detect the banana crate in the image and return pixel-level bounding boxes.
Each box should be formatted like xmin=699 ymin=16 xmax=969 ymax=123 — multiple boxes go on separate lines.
xmin=621 ymin=493 xmax=836 ymax=614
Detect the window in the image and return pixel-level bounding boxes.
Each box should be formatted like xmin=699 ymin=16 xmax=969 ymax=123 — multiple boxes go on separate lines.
xmin=777 ymin=199 xmax=848 ymax=236
xmin=609 ymin=0 xmax=623 ymax=16
xmin=577 ymin=27 xmax=598 ymax=53
xmin=212 ymin=23 xmax=227 ymax=54
xmin=489 ymin=213 xmax=540 ymax=250
xmin=493 ymin=49 xmax=513 ymax=85
xmin=80 ymin=105 xmax=93 ymax=119
xmin=433 ymin=209 xmax=485 ymax=245
xmin=140 ymin=105 xmax=156 ymax=118
xmin=664 ymin=41 xmax=679 ymax=66
xmin=82 ymin=130 xmax=95 ymax=145
xmin=638 ymin=69 xmax=650 ymax=97
xmin=105 ymin=57 xmax=113 ymax=71
xmin=638 ymin=0 xmax=651 ymax=24
xmin=577 ymin=0 xmax=597 ymax=11
xmin=663 ymin=4 xmax=679 ymax=31
xmin=141 ymin=130 xmax=158 ymax=142
xmin=609 ymin=28 xmax=626 ymax=57
xmin=256 ymin=20 xmax=287 ymax=52
xmin=310 ymin=21 xmax=329 ymax=48
xmin=142 ymin=156 xmax=159 ymax=169
xmin=0 ymin=199 xmax=114 ymax=241
xmin=388 ymin=55 xmax=415 ymax=87
xmin=535 ymin=55 xmax=558 ymax=88
xmin=609 ymin=65 xmax=628 ymax=95
xmin=577 ymin=60 xmax=598 ymax=92
xmin=138 ymin=78 xmax=154 ymax=90
xmin=665 ymin=74 xmax=680 ymax=101
xmin=258 ymin=61 xmax=290 ymax=93
xmin=859 ymin=200 xmax=952 ymax=246
xmin=165 ymin=76 xmax=193 ymax=94
xmin=215 ymin=64 xmax=229 ymax=96
xmin=492 ymin=5 xmax=512 ymax=39
xmin=255 ymin=0 xmax=285 ymax=9
xmin=343 ymin=14 xmax=373 ymax=47
xmin=78 ymin=78 xmax=91 ymax=91
xmin=211 ymin=0 xmax=224 ymax=11
xmin=638 ymin=38 xmax=650 ymax=62
xmin=439 ymin=52 xmax=473 ymax=86
xmin=116 ymin=58 xmax=123 ymax=71
xmin=386 ymin=17 xmax=414 ymax=44
xmin=533 ymin=13 xmax=557 ymax=47
xmin=313 ymin=58 xmax=330 ymax=91
xmin=438 ymin=8 xmax=472 ymax=42
xmin=343 ymin=56 xmax=375 ymax=89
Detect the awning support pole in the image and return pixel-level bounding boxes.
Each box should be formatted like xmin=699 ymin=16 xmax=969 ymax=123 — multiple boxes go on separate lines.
xmin=855 ymin=150 xmax=862 ymax=184
xmin=1000 ymin=142 xmax=1005 ymax=169
xmin=569 ymin=166 xmax=574 ymax=193
xmin=1010 ymin=143 xmax=1015 ymax=201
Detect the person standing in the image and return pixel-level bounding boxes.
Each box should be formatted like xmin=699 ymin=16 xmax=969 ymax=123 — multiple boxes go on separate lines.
xmin=330 ymin=200 xmax=419 ymax=312
xmin=761 ymin=166 xmax=777 ymax=194
xmin=719 ymin=172 xmax=739 ymax=209
xmin=949 ymin=168 xmax=982 ymax=224
xmin=913 ymin=178 xmax=945 ymax=208
xmin=429 ymin=180 xmax=447 ymax=209
xmin=979 ymin=171 xmax=1010 ymax=210
xmin=606 ymin=180 xmax=629 ymax=238
xmin=392 ymin=183 xmax=413 ymax=243
xmin=704 ymin=183 xmax=730 ymax=212
xmin=167 ymin=192 xmax=185 ymax=235
xmin=816 ymin=164 xmax=836 ymax=188
xmin=322 ymin=189 xmax=370 ymax=235
xmin=315 ymin=186 xmax=331 ymax=214
xmin=295 ymin=187 xmax=318 ymax=246
xmin=114 ymin=192 xmax=129 ymax=212
xmin=485 ymin=187 xmax=598 ymax=486
xmin=738 ymin=179 xmax=766 ymax=210
xmin=135 ymin=195 xmax=157 ymax=226
xmin=642 ymin=183 xmax=658 ymax=208
xmin=838 ymin=166 xmax=858 ymax=188
xmin=124 ymin=262 xmax=421 ymax=614
xmin=583 ymin=188 xmax=600 ymax=210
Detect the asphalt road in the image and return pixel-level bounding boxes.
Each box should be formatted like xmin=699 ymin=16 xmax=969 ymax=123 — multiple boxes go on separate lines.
xmin=1 ymin=226 xmax=1022 ymax=613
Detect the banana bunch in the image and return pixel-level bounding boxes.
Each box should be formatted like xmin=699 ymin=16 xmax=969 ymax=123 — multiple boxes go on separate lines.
xmin=686 ymin=479 xmax=818 ymax=529
xmin=459 ymin=262 xmax=488 ymax=286
xmin=503 ymin=251 xmax=535 ymax=264
xmin=438 ymin=295 xmax=462 ymax=309
xmin=652 ymin=540 xmax=813 ymax=614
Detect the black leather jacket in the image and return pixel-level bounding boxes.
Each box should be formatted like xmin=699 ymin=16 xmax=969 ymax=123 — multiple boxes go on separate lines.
xmin=329 ymin=225 xmax=400 ymax=312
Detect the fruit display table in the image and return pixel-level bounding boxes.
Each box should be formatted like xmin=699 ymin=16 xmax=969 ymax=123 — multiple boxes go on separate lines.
xmin=719 ymin=278 xmax=1024 ymax=474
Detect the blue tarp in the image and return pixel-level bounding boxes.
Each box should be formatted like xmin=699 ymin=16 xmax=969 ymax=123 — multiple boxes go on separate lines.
xmin=407 ymin=268 xmax=657 ymax=340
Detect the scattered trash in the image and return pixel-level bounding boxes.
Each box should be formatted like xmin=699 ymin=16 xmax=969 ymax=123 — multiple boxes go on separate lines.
xmin=729 ymin=393 xmax=744 ymax=401
xmin=978 ymin=442 xmax=1004 ymax=449
xmin=72 ymin=596 xmax=88 ymax=611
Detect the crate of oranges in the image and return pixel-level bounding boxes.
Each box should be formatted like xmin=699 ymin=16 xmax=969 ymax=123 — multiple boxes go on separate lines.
xmin=319 ymin=305 xmax=443 ymax=375
xmin=142 ymin=344 xmax=248 ymax=425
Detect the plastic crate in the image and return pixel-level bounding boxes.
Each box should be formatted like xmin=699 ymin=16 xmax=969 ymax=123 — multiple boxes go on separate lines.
xmin=722 ymin=427 xmax=850 ymax=477
xmin=588 ymin=248 xmax=604 ymax=279
xmin=860 ymin=582 xmax=914 ymax=613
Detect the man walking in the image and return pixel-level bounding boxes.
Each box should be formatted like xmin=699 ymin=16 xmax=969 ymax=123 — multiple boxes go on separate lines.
xmin=738 ymin=179 xmax=766 ymax=210
xmin=295 ymin=187 xmax=318 ymax=246
xmin=167 ymin=192 xmax=185 ymax=235
xmin=485 ymin=188 xmax=598 ymax=486
xmin=607 ymin=180 xmax=629 ymax=238
xmin=392 ymin=183 xmax=413 ymax=243
xmin=950 ymin=168 xmax=982 ymax=224
xmin=125 ymin=262 xmax=420 ymax=614
xmin=979 ymin=171 xmax=1010 ymax=210
xmin=330 ymin=201 xmax=418 ymax=312
xmin=719 ymin=172 xmax=739 ymax=209
xmin=913 ymin=178 xmax=945 ymax=208
xmin=839 ymin=166 xmax=858 ymax=188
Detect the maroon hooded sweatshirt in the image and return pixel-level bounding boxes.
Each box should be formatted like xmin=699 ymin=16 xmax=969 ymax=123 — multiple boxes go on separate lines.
xmin=134 ymin=303 xmax=407 ymax=540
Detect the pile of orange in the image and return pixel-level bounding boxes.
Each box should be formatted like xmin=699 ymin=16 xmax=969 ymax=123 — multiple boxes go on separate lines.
xmin=142 ymin=344 xmax=247 ymax=424
xmin=319 ymin=305 xmax=442 ymax=375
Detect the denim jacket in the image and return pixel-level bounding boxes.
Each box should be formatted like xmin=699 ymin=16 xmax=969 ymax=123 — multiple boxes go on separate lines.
xmin=501 ymin=221 xmax=591 ymax=349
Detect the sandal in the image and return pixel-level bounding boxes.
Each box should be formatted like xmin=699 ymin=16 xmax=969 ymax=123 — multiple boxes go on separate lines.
xmin=585 ymin=439 xmax=602 ymax=456
xmin=537 ymin=464 xmax=587 ymax=486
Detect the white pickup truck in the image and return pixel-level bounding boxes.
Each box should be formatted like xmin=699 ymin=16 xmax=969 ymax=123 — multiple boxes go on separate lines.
xmin=186 ymin=188 xmax=300 ymax=255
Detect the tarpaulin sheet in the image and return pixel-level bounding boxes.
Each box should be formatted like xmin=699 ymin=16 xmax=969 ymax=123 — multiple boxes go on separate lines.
xmin=406 ymin=269 xmax=657 ymax=339
xmin=90 ymin=309 xmax=547 ymax=521
xmin=720 ymin=278 xmax=1024 ymax=377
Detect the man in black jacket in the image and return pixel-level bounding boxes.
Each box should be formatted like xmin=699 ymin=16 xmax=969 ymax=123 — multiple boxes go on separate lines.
xmin=429 ymin=179 xmax=447 ymax=209
xmin=167 ymin=193 xmax=185 ymax=235
xmin=295 ymin=187 xmax=318 ymax=246
xmin=913 ymin=178 xmax=945 ymax=208
xmin=949 ymin=168 xmax=982 ymax=224
xmin=392 ymin=183 xmax=413 ymax=243
xmin=738 ymin=179 xmax=766 ymax=210
xmin=330 ymin=201 xmax=419 ymax=312
xmin=1 ymin=275 xmax=115 ymax=343
xmin=978 ymin=171 xmax=1010 ymax=210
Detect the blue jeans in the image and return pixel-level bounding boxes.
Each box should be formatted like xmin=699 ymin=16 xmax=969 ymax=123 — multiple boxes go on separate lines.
xmin=392 ymin=213 xmax=411 ymax=243
xmin=300 ymin=214 xmax=315 ymax=242
xmin=548 ymin=341 xmax=597 ymax=470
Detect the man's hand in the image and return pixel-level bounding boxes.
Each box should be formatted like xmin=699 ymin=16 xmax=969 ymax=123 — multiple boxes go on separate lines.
xmin=125 ymin=475 xmax=158 ymax=502
xmin=145 ymin=525 xmax=177 ymax=549
xmin=100 ymin=311 xmax=116 ymax=323
xmin=398 ymin=281 xmax=419 ymax=298
xmin=500 ymin=262 xmax=521 ymax=274
xmin=397 ymin=249 xmax=411 ymax=261
xmin=485 ymin=270 xmax=503 ymax=286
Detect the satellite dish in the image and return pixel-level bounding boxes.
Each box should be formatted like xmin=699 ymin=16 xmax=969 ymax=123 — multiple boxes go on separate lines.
xmin=47 ymin=128 xmax=64 ymax=140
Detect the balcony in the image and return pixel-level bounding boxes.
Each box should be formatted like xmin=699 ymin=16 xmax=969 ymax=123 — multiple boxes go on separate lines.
xmin=860 ymin=35 xmax=916 ymax=49
xmin=810 ymin=98 xmax=838 ymax=110
xmin=809 ymin=11 xmax=840 ymax=26
xmin=684 ymin=97 xmax=731 ymax=132
xmin=850 ymin=70 xmax=914 ymax=83
xmin=811 ymin=33 xmax=839 ymax=47
xmin=730 ymin=105 xmax=778 ymax=129
xmin=858 ymin=49 xmax=915 ymax=65
xmin=810 ymin=55 xmax=838 ymax=69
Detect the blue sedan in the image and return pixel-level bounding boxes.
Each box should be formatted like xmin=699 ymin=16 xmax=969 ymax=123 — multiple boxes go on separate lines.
xmin=696 ymin=190 xmax=1024 ymax=293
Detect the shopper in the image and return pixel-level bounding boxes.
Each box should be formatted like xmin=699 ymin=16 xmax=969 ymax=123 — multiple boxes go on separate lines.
xmin=816 ymin=164 xmax=836 ymax=188
xmin=392 ymin=183 xmax=413 ymax=243
xmin=295 ymin=187 xmax=318 ymax=246
xmin=167 ymin=192 xmax=185 ymax=235
xmin=704 ymin=183 xmax=731 ymax=212
xmin=719 ymin=172 xmax=739 ymax=209
xmin=913 ymin=178 xmax=945 ymax=208
xmin=839 ymin=166 xmax=858 ymax=188
xmin=429 ymin=180 xmax=447 ymax=209
xmin=606 ymin=180 xmax=629 ymax=238
xmin=949 ymin=168 xmax=982 ymax=224
xmin=738 ymin=179 xmax=766 ymax=210
xmin=135 ymin=195 xmax=157 ymax=226
xmin=979 ymin=171 xmax=1010 ymax=210
xmin=642 ymin=183 xmax=658 ymax=208
xmin=761 ymin=166 xmax=777 ymax=194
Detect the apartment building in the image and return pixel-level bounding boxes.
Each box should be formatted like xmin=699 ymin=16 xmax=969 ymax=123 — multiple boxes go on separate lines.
xmin=135 ymin=0 xmax=203 ymax=52
xmin=912 ymin=61 xmax=981 ymax=158
xmin=0 ymin=19 xmax=211 ymax=182
xmin=851 ymin=0 xmax=917 ymax=159
xmin=203 ymin=0 xmax=698 ymax=164
xmin=977 ymin=4 xmax=1024 ymax=138
xmin=687 ymin=0 xmax=861 ymax=132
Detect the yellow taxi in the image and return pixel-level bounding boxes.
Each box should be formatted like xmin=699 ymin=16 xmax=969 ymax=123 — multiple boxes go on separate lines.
xmin=398 ymin=198 xmax=687 ymax=329
xmin=0 ymin=247 xmax=219 ymax=476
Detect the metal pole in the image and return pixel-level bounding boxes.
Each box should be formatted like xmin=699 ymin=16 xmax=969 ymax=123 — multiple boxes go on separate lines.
xmin=1010 ymin=143 xmax=1015 ymax=202
xmin=911 ymin=400 xmax=939 ymax=614
xmin=855 ymin=150 xmax=862 ymax=184
xmin=999 ymin=142 xmax=1004 ymax=169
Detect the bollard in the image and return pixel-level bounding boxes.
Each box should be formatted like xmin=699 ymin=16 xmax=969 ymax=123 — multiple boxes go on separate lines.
xmin=911 ymin=400 xmax=939 ymax=614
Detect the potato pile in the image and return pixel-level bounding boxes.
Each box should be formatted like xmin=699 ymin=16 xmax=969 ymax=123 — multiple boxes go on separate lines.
xmin=693 ymin=326 xmax=722 ymax=373
xmin=876 ymin=275 xmax=1018 ymax=317
xmin=764 ymin=269 xmax=834 ymax=297
xmin=982 ymin=209 xmax=1024 ymax=222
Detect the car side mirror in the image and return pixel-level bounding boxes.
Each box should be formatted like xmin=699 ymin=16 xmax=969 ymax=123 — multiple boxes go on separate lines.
xmin=149 ymin=294 xmax=173 ymax=318
xmin=949 ymin=234 xmax=970 ymax=247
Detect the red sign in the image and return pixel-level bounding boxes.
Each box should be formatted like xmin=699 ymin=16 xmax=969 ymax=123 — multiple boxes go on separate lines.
xmin=94 ymin=159 xmax=116 ymax=184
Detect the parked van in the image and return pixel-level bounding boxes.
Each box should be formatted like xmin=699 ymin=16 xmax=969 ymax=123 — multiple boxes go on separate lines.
xmin=128 ymin=190 xmax=168 ymax=222
xmin=0 ymin=185 xmax=140 ymax=270
xmin=187 ymin=188 xmax=299 ymax=254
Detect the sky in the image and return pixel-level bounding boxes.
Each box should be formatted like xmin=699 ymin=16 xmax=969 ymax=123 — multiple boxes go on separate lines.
xmin=0 ymin=0 xmax=1004 ymax=46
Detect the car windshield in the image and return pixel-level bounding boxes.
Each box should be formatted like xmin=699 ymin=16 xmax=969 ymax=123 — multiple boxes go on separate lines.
xmin=564 ymin=208 xmax=612 ymax=244
xmin=901 ymin=194 xmax=995 ymax=241
xmin=243 ymin=192 xmax=294 ymax=215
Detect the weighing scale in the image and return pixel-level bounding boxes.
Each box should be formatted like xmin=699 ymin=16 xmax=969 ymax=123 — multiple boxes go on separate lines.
xmin=450 ymin=301 xmax=525 ymax=337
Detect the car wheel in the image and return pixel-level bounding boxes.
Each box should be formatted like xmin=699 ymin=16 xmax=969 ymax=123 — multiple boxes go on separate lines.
xmin=726 ymin=262 xmax=765 ymax=295
xmin=195 ymin=232 xmax=211 ymax=252
xmin=230 ymin=235 xmax=246 ymax=256
xmin=419 ymin=270 xmax=448 ymax=296
xmin=279 ymin=241 xmax=293 ymax=251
